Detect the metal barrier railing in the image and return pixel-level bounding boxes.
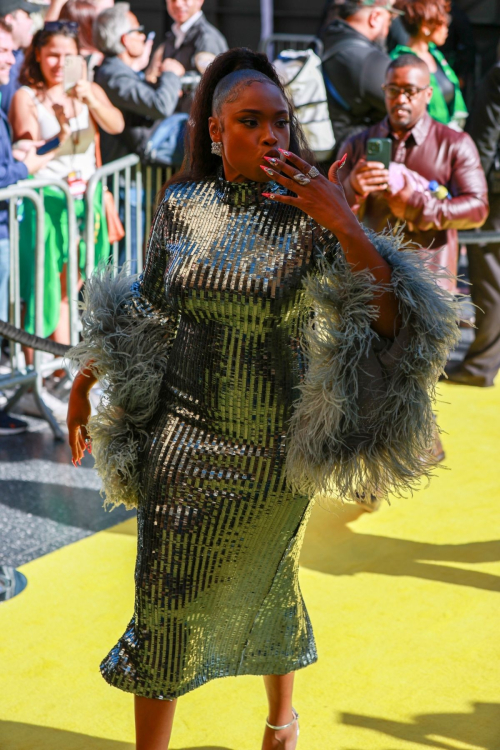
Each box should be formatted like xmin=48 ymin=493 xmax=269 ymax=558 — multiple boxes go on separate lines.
xmin=1 ymin=159 xmax=174 ymax=439
xmin=458 ymin=230 xmax=500 ymax=245
xmin=0 ymin=182 xmax=66 ymax=439
xmin=85 ymin=157 xmax=174 ymax=278
xmin=85 ymin=153 xmax=140 ymax=276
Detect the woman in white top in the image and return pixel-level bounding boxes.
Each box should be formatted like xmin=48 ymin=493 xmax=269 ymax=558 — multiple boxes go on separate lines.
xmin=9 ymin=22 xmax=123 ymax=350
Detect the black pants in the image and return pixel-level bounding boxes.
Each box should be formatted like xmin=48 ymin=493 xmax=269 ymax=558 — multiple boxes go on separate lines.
xmin=464 ymin=191 xmax=500 ymax=386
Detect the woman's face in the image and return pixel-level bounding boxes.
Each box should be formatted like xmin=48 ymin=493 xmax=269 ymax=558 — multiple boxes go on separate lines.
xmin=208 ymin=81 xmax=291 ymax=183
xmin=431 ymin=21 xmax=449 ymax=47
xmin=425 ymin=20 xmax=449 ymax=47
xmin=37 ymin=34 xmax=79 ymax=88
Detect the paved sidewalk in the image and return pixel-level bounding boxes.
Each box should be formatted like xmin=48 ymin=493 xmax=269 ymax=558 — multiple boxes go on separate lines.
xmin=0 ymin=419 xmax=134 ymax=568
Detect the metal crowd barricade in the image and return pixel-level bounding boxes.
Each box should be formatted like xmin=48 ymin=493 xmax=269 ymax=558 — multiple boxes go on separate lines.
xmin=84 ymin=157 xmax=174 ymax=278
xmin=0 ymin=158 xmax=173 ymax=440
xmin=144 ymin=164 xmax=174 ymax=243
xmin=458 ymin=230 xmax=500 ymax=245
xmin=85 ymin=154 xmax=141 ymax=277
xmin=0 ymin=179 xmax=77 ymax=439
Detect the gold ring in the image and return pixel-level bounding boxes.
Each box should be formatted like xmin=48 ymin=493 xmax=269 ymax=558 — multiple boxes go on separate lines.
xmin=292 ymin=173 xmax=311 ymax=186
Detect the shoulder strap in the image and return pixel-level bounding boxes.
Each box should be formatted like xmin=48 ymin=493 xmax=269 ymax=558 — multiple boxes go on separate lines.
xmin=19 ymin=85 xmax=38 ymax=103
xmin=321 ymin=35 xmax=372 ymax=64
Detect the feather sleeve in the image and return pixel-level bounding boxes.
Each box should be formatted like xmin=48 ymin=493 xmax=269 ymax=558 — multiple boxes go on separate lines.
xmin=68 ymin=201 xmax=178 ymax=510
xmin=286 ymin=226 xmax=461 ymax=504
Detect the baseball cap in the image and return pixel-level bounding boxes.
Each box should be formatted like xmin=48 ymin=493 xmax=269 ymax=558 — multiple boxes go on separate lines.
xmin=0 ymin=0 xmax=42 ymax=16
xmin=332 ymin=0 xmax=404 ymax=14
xmin=362 ymin=0 xmax=404 ymax=13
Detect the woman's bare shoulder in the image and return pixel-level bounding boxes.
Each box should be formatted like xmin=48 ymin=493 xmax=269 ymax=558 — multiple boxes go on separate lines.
xmin=10 ymin=86 xmax=38 ymax=108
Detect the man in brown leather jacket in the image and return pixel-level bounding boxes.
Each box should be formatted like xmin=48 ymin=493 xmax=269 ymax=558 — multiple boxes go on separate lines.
xmin=339 ymin=54 xmax=488 ymax=292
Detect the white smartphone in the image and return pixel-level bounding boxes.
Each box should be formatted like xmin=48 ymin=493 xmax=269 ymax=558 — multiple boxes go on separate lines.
xmin=63 ymin=55 xmax=84 ymax=93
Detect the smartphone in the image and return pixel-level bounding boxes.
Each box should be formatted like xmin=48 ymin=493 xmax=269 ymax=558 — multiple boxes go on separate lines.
xmin=36 ymin=136 xmax=60 ymax=155
xmin=147 ymin=31 xmax=156 ymax=42
xmin=366 ymin=138 xmax=392 ymax=169
xmin=63 ymin=54 xmax=84 ymax=93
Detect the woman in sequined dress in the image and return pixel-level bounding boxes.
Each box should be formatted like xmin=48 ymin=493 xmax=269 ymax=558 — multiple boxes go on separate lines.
xmin=67 ymin=49 xmax=457 ymax=750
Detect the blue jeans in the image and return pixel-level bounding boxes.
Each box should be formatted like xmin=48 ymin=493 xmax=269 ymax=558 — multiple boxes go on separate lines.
xmin=0 ymin=237 xmax=9 ymax=343
xmin=144 ymin=113 xmax=189 ymax=168
xmin=118 ymin=184 xmax=149 ymax=275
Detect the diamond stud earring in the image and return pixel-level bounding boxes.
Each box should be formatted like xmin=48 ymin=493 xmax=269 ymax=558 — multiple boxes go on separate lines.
xmin=211 ymin=141 xmax=223 ymax=156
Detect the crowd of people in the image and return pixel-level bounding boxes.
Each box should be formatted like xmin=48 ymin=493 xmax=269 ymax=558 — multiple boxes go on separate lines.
xmin=0 ymin=0 xmax=499 ymax=438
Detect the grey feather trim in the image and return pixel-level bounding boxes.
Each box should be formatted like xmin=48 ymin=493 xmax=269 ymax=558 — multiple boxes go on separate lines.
xmin=68 ymin=267 xmax=175 ymax=510
xmin=286 ymin=226 xmax=461 ymax=504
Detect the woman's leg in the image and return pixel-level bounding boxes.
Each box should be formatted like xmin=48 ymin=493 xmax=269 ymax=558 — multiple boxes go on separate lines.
xmin=262 ymin=672 xmax=299 ymax=750
xmin=52 ymin=263 xmax=70 ymax=346
xmin=51 ymin=264 xmax=83 ymax=377
xmin=134 ymin=695 xmax=178 ymax=750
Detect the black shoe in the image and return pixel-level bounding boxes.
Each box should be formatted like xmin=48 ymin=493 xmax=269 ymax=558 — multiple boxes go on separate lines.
xmin=444 ymin=367 xmax=493 ymax=388
xmin=0 ymin=411 xmax=28 ymax=435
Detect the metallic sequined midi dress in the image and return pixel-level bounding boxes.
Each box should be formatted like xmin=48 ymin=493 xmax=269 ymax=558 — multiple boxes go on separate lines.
xmin=76 ymin=170 xmax=459 ymax=701
xmin=100 ymin=177 xmax=320 ymax=699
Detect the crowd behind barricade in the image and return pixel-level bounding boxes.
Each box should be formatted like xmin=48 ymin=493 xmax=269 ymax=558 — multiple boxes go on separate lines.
xmin=0 ymin=0 xmax=499 ymax=439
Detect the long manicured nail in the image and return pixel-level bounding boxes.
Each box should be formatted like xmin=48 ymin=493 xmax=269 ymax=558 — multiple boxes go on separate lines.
xmin=339 ymin=153 xmax=347 ymax=168
xmin=260 ymin=165 xmax=274 ymax=176
xmin=262 ymin=192 xmax=274 ymax=199
xmin=278 ymin=148 xmax=291 ymax=157
xmin=263 ymin=156 xmax=280 ymax=166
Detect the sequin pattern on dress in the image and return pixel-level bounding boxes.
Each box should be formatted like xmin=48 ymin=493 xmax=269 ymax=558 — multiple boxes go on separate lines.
xmin=99 ymin=176 xmax=320 ymax=699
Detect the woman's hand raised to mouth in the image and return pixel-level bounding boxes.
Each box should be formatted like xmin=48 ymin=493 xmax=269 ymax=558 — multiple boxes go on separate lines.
xmin=260 ymin=149 xmax=401 ymax=338
xmin=259 ymin=149 xmax=351 ymax=235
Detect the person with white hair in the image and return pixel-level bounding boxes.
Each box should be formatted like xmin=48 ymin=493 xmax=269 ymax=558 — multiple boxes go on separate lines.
xmin=93 ymin=2 xmax=186 ymax=165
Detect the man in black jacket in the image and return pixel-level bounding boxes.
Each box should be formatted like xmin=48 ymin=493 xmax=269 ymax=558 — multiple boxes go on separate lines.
xmin=319 ymin=0 xmax=402 ymax=151
xmin=147 ymin=0 xmax=227 ymax=114
xmin=94 ymin=2 xmax=185 ymax=164
xmin=448 ymin=62 xmax=500 ymax=387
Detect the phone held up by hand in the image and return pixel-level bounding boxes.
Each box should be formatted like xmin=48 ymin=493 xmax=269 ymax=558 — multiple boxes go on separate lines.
xmin=63 ymin=54 xmax=84 ymax=93
xmin=36 ymin=136 xmax=60 ymax=155
xmin=366 ymin=138 xmax=392 ymax=170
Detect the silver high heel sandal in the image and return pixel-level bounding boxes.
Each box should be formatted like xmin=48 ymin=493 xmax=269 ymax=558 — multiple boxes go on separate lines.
xmin=266 ymin=707 xmax=300 ymax=739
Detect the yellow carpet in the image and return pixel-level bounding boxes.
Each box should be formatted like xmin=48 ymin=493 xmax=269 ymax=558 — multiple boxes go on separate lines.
xmin=1 ymin=382 xmax=499 ymax=749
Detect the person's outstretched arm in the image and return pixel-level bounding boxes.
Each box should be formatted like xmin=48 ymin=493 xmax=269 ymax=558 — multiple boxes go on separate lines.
xmin=98 ymin=63 xmax=183 ymax=120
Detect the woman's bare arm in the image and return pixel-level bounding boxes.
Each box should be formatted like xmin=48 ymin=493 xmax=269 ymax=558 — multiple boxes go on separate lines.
xmin=72 ymin=81 xmax=124 ymax=134
xmin=9 ymin=88 xmax=41 ymax=141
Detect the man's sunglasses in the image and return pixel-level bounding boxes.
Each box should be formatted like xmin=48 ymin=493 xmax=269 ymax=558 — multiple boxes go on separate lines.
xmin=382 ymin=84 xmax=430 ymax=99
xmin=43 ymin=21 xmax=79 ymax=32
xmin=124 ymin=25 xmax=145 ymax=35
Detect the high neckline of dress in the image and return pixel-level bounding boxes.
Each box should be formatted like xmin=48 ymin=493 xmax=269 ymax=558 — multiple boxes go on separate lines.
xmin=215 ymin=170 xmax=282 ymax=207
